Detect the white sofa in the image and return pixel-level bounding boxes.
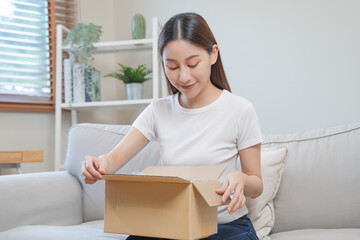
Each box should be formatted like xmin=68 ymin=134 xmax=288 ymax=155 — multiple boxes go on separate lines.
xmin=0 ymin=121 xmax=359 ymax=240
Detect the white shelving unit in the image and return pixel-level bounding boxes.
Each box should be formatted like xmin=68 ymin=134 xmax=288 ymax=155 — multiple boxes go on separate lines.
xmin=55 ymin=17 xmax=164 ymax=171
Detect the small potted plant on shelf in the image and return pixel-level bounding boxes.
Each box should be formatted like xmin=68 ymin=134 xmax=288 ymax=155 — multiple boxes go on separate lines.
xmin=104 ymin=63 xmax=152 ymax=100
xmin=63 ymin=22 xmax=102 ymax=103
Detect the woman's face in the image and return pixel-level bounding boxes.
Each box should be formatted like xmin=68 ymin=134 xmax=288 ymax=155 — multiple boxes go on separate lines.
xmin=162 ymin=39 xmax=218 ymax=100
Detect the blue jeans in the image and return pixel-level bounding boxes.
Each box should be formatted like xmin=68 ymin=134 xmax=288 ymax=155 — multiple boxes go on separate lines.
xmin=126 ymin=214 xmax=258 ymax=240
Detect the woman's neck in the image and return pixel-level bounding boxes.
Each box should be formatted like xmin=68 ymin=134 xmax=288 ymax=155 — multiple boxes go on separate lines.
xmin=179 ymin=83 xmax=223 ymax=109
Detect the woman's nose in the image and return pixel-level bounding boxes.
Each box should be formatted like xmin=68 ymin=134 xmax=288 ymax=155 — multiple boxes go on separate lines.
xmin=179 ymin=67 xmax=191 ymax=83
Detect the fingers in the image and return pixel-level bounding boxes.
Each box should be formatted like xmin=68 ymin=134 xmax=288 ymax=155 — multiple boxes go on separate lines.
xmin=228 ymin=189 xmax=246 ymax=214
xmin=98 ymin=158 xmax=107 ymax=174
xmin=236 ymin=195 xmax=246 ymax=213
xmin=216 ymin=179 xmax=229 ymax=196
xmin=81 ymin=161 xmax=97 ymax=184
xmin=216 ymin=172 xmax=247 ymax=214
xmin=85 ymin=156 xmax=103 ymax=179
xmin=227 ymin=186 xmax=238 ymax=214
xmin=81 ymin=156 xmax=104 ymax=184
xmin=222 ymin=182 xmax=246 ymax=214
xmin=221 ymin=181 xmax=234 ymax=203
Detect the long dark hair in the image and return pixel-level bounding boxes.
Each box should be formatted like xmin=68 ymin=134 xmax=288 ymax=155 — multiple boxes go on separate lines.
xmin=158 ymin=12 xmax=231 ymax=94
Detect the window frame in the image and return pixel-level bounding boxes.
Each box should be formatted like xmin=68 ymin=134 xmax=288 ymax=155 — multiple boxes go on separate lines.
xmin=0 ymin=0 xmax=77 ymax=112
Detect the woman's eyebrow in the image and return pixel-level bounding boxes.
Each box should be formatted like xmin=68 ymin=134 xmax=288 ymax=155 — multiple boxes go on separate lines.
xmin=165 ymin=55 xmax=200 ymax=62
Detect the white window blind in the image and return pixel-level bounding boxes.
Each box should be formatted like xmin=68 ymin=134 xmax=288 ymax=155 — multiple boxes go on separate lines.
xmin=54 ymin=0 xmax=77 ymax=28
xmin=0 ymin=0 xmax=51 ymax=102
xmin=0 ymin=0 xmax=77 ymax=111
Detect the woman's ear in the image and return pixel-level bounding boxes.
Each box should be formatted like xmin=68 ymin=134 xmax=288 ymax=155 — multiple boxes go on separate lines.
xmin=210 ymin=44 xmax=219 ymax=65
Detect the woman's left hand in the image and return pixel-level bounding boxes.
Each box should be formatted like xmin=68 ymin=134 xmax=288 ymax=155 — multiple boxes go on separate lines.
xmin=216 ymin=171 xmax=246 ymax=215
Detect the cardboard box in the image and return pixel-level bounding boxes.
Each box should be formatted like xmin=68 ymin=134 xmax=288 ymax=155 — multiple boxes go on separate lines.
xmin=103 ymin=166 xmax=230 ymax=240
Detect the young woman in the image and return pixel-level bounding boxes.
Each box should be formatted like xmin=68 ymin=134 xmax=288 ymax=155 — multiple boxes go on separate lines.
xmin=81 ymin=12 xmax=263 ymax=240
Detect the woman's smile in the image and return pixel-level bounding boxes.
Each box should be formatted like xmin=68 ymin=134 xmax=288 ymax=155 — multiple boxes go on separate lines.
xmin=181 ymin=83 xmax=196 ymax=90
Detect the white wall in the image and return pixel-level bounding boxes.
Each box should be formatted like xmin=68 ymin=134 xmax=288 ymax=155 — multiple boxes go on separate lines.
xmin=1 ymin=0 xmax=359 ymax=174
xmin=221 ymin=0 xmax=360 ymax=134
xmin=0 ymin=111 xmax=70 ymax=174
xmin=107 ymin=0 xmax=360 ymax=134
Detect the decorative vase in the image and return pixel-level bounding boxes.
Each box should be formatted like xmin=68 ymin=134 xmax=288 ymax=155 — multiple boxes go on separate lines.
xmin=125 ymin=83 xmax=143 ymax=100
xmin=131 ymin=14 xmax=146 ymax=39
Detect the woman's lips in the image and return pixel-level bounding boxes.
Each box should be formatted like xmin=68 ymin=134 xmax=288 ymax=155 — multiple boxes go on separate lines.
xmin=181 ymin=83 xmax=196 ymax=90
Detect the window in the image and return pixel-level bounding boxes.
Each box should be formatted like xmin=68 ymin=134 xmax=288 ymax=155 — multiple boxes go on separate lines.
xmin=0 ymin=0 xmax=77 ymax=111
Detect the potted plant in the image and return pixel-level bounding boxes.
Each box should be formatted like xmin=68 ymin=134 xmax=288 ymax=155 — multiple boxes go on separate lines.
xmin=104 ymin=63 xmax=152 ymax=100
xmin=63 ymin=23 xmax=102 ymax=102
xmin=63 ymin=22 xmax=102 ymax=66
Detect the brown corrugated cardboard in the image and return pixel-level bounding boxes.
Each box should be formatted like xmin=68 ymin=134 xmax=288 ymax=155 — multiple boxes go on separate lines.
xmin=103 ymin=166 xmax=230 ymax=240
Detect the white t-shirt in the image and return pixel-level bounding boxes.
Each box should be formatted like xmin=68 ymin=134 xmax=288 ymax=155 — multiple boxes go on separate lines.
xmin=132 ymin=89 xmax=263 ymax=224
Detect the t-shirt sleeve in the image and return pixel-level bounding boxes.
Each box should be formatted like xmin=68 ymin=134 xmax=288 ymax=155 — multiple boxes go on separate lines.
xmin=132 ymin=103 xmax=158 ymax=141
xmin=236 ymin=103 xmax=263 ymax=151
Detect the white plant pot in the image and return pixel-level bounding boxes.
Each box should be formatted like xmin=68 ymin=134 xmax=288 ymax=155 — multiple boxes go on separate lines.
xmin=125 ymin=83 xmax=144 ymax=100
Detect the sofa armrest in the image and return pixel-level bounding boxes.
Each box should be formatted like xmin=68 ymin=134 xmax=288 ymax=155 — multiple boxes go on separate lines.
xmin=0 ymin=171 xmax=83 ymax=232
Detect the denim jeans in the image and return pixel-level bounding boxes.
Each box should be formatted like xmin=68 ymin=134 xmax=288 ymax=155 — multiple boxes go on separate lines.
xmin=126 ymin=214 xmax=258 ymax=240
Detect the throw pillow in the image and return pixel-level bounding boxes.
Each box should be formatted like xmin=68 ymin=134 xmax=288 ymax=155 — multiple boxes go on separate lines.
xmin=246 ymin=147 xmax=288 ymax=240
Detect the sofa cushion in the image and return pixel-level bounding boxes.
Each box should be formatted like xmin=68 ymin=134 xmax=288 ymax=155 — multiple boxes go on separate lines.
xmin=246 ymin=147 xmax=288 ymax=240
xmin=262 ymin=121 xmax=360 ymax=233
xmin=269 ymin=228 xmax=360 ymax=240
xmin=65 ymin=123 xmax=161 ymax=222
xmin=0 ymin=171 xmax=82 ymax=232
xmin=0 ymin=220 xmax=128 ymax=240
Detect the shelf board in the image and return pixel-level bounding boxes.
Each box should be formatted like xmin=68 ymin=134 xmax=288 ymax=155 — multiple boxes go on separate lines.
xmin=62 ymin=38 xmax=153 ymax=54
xmin=61 ymin=99 xmax=152 ymax=111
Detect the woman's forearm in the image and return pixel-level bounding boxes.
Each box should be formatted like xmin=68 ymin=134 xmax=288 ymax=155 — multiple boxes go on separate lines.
xmin=104 ymin=127 xmax=150 ymax=174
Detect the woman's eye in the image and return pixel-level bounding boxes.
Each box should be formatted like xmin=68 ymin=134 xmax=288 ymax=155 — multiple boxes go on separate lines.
xmin=166 ymin=63 xmax=198 ymax=70
xmin=189 ymin=63 xmax=199 ymax=68
xmin=167 ymin=65 xmax=178 ymax=70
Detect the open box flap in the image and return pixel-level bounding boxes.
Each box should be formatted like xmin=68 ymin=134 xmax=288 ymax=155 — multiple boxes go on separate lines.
xmin=142 ymin=166 xmax=226 ymax=181
xmin=192 ymin=180 xmax=231 ymax=207
xmin=102 ymin=174 xmax=189 ymax=184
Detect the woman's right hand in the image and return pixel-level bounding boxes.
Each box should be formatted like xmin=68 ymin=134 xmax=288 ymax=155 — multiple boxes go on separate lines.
xmin=80 ymin=128 xmax=149 ymax=184
xmin=81 ymin=155 xmax=108 ymax=184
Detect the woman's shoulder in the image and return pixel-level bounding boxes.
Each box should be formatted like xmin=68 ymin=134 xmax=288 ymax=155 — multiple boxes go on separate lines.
xmin=223 ymin=90 xmax=253 ymax=109
xmin=150 ymin=93 xmax=177 ymax=109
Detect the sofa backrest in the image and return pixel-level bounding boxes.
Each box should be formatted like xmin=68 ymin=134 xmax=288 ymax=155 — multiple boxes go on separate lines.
xmin=263 ymin=121 xmax=360 ymax=233
xmin=65 ymin=121 xmax=360 ymax=230
xmin=65 ymin=123 xmax=161 ymax=222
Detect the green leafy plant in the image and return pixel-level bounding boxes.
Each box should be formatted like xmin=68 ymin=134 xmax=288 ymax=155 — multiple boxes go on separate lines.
xmin=63 ymin=22 xmax=102 ymax=66
xmin=63 ymin=23 xmax=102 ymax=103
xmin=104 ymin=63 xmax=152 ymax=84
